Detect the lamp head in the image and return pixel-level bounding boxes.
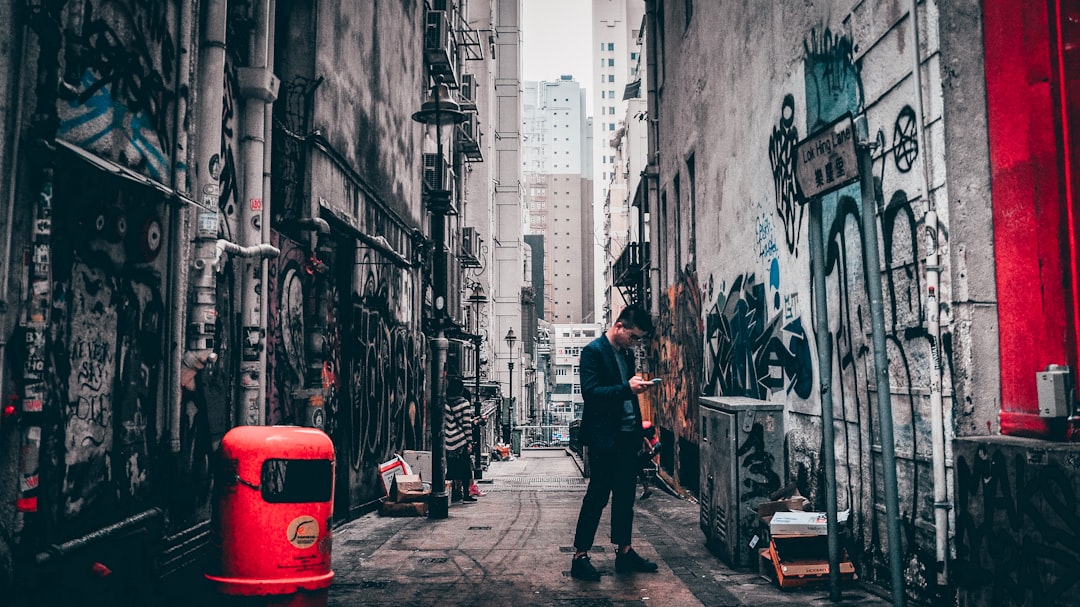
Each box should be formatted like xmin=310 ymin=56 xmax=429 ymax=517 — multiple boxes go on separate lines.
xmin=467 ymin=282 xmax=488 ymax=305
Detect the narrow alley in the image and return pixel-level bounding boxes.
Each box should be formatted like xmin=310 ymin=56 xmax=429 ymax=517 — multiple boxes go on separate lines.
xmin=325 ymin=448 xmax=892 ymax=607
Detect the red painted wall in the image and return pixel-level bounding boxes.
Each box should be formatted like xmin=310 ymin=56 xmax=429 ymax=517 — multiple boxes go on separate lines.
xmin=986 ymin=0 xmax=1079 ymax=437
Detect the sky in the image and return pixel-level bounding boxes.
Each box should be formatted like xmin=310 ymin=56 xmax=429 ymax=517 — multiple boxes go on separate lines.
xmin=521 ymin=0 xmax=594 ymax=109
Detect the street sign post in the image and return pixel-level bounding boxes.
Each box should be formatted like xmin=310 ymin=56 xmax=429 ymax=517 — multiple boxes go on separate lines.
xmin=794 ymin=113 xmax=859 ymax=200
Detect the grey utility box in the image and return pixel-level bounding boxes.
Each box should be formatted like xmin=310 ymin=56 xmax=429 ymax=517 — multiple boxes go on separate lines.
xmin=699 ymin=396 xmax=785 ymax=568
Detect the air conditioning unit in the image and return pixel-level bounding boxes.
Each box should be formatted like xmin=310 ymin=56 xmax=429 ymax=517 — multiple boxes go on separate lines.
xmin=456 ymin=114 xmax=483 ymax=163
xmin=459 ymin=74 xmax=477 ymax=111
xmin=460 ymin=226 xmax=481 ymax=268
xmin=424 ymin=10 xmax=457 ymax=85
xmin=423 ymin=152 xmax=454 ymax=192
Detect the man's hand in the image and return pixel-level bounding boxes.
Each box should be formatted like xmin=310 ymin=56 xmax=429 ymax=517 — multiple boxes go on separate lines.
xmin=629 ymin=375 xmax=655 ymax=394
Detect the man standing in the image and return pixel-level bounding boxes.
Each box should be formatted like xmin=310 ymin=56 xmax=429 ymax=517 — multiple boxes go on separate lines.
xmin=570 ymin=305 xmax=659 ymax=581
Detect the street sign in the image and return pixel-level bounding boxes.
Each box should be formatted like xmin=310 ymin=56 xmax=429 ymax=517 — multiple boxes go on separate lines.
xmin=794 ymin=113 xmax=858 ymax=200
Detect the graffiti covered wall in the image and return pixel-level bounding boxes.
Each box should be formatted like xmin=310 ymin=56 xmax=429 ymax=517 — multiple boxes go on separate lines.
xmin=41 ymin=167 xmax=170 ymax=537
xmin=651 ymin=2 xmax=966 ymax=600
xmin=953 ymin=438 xmax=1080 ymax=605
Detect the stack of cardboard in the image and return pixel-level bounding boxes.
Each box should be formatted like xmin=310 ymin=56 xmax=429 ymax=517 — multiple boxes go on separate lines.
xmin=755 ymin=489 xmax=856 ymax=589
xmin=378 ymin=455 xmax=430 ymax=517
xmin=380 ymin=473 xmax=430 ymax=517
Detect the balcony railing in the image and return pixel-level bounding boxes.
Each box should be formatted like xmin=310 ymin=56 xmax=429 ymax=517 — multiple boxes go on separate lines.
xmin=612 ymin=242 xmax=648 ymax=288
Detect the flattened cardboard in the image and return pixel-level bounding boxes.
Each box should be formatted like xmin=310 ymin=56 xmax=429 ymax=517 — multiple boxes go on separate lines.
xmin=380 ymin=500 xmax=428 ymax=517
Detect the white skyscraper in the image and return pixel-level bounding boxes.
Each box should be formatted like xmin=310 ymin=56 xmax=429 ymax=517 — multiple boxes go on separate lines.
xmin=522 ymin=77 xmax=595 ymax=324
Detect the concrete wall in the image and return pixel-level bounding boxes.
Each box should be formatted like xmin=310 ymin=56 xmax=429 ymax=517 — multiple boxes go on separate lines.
xmin=649 ymin=0 xmax=1080 ymax=603
xmin=647 ymin=0 xmax=963 ymax=599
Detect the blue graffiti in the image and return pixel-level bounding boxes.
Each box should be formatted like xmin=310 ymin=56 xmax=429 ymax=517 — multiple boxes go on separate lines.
xmin=704 ymin=273 xmax=813 ymax=400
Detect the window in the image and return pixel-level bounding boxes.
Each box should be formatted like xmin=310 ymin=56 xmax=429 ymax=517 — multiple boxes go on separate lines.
xmin=572 ymin=384 xmax=581 ymax=394
xmin=608 ymin=58 xmax=615 ymax=67
xmin=607 ymin=43 xmax=614 ymax=51
xmin=608 ymin=75 xmax=615 ymax=83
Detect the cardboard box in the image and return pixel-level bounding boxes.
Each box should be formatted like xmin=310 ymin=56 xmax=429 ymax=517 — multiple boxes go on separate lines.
xmin=380 ymin=500 xmax=428 ymax=517
xmin=390 ymin=474 xmax=429 ymax=503
xmin=769 ymin=510 xmax=849 ymax=536
xmin=401 ymin=450 xmax=432 ymax=481
xmin=769 ymin=536 xmax=855 ymax=589
xmin=379 ymin=455 xmax=413 ymax=496
xmin=757 ymin=494 xmax=810 ymax=520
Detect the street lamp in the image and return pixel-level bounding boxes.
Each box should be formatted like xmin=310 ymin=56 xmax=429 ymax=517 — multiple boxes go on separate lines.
xmin=412 ymin=83 xmax=466 ymax=520
xmin=504 ymin=327 xmax=517 ymax=445
xmin=467 ymin=282 xmax=488 ymax=478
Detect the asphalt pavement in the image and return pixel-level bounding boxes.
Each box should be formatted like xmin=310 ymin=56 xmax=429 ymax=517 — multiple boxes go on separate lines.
xmin=326 ymin=447 xmax=895 ymax=607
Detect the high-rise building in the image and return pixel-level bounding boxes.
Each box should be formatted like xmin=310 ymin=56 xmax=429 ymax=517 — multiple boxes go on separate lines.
xmin=592 ymin=0 xmax=645 ymax=322
xmin=522 ymin=77 xmax=595 ymax=323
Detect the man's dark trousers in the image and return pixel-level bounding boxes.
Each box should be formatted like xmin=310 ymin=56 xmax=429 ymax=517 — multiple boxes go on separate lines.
xmin=573 ymin=431 xmax=641 ymax=551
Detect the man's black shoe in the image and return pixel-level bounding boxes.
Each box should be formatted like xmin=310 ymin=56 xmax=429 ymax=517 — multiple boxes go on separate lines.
xmin=462 ymin=494 xmax=478 ymax=503
xmin=570 ymin=555 xmax=601 ymax=581
xmin=615 ymin=549 xmax=658 ymax=573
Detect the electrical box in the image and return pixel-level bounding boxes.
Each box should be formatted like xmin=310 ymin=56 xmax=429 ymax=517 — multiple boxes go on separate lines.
xmin=1037 ymin=366 xmax=1071 ymax=418
xmin=699 ymin=396 xmax=785 ymax=568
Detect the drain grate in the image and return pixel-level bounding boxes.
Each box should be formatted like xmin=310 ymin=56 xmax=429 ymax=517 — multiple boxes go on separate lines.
xmin=468 ymin=526 xmax=491 ymax=530
xmin=485 ymin=475 xmax=586 ymax=492
xmin=551 ymin=598 xmax=615 ymax=606
xmin=417 ymin=557 xmax=448 ymax=564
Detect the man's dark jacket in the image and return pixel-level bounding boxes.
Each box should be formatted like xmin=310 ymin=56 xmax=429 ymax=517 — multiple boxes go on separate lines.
xmin=578 ymin=335 xmax=643 ymax=449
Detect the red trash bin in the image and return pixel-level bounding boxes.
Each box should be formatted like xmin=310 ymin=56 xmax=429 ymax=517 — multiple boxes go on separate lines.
xmin=206 ymin=426 xmax=335 ymax=606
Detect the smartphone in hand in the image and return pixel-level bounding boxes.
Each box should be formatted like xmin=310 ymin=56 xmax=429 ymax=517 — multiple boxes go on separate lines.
xmin=651 ymin=378 xmax=662 ymax=384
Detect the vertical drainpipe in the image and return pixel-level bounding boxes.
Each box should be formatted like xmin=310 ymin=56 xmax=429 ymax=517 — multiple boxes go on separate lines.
xmin=907 ymin=0 xmax=948 ymax=585
xmin=166 ymin=0 xmax=194 ymax=451
xmin=642 ymin=0 xmax=661 ymax=320
xmin=0 ymin=15 xmax=30 ymax=435
xmin=183 ymin=0 xmax=228 ymax=449
xmin=856 ymin=115 xmax=906 ymax=607
xmin=299 ymin=214 xmax=330 ymax=429
xmin=237 ymin=0 xmax=279 ymax=426
xmin=15 ymin=4 xmax=63 ymax=516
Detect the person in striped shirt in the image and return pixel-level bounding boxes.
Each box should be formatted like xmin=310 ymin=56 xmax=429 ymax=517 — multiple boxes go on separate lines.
xmin=445 ymin=378 xmax=476 ymax=503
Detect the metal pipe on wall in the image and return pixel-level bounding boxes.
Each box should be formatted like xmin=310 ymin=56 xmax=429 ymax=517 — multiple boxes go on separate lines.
xmin=808 ymin=199 xmax=842 ymax=600
xmin=0 ymin=15 xmax=30 ymax=436
xmin=856 ymin=115 xmax=906 ymax=607
xmin=643 ymin=0 xmax=661 ymax=320
xmin=907 ymin=0 xmax=949 ymax=585
xmin=237 ymin=0 xmax=278 ymax=426
xmin=165 ymin=0 xmax=195 ymax=453
xmin=183 ymin=0 xmax=229 ymax=450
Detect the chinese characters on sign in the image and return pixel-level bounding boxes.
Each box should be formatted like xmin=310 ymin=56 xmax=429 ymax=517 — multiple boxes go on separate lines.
xmin=794 ymin=114 xmax=859 ymax=201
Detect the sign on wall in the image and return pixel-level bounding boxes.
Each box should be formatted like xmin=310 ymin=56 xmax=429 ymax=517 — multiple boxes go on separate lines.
xmin=794 ymin=113 xmax=859 ymax=200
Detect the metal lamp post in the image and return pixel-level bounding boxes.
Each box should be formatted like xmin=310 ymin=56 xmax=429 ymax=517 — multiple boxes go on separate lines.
xmin=467 ymin=283 xmax=488 ymax=478
xmin=411 ymin=83 xmax=465 ymax=520
xmin=504 ymin=328 xmax=517 ymax=445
